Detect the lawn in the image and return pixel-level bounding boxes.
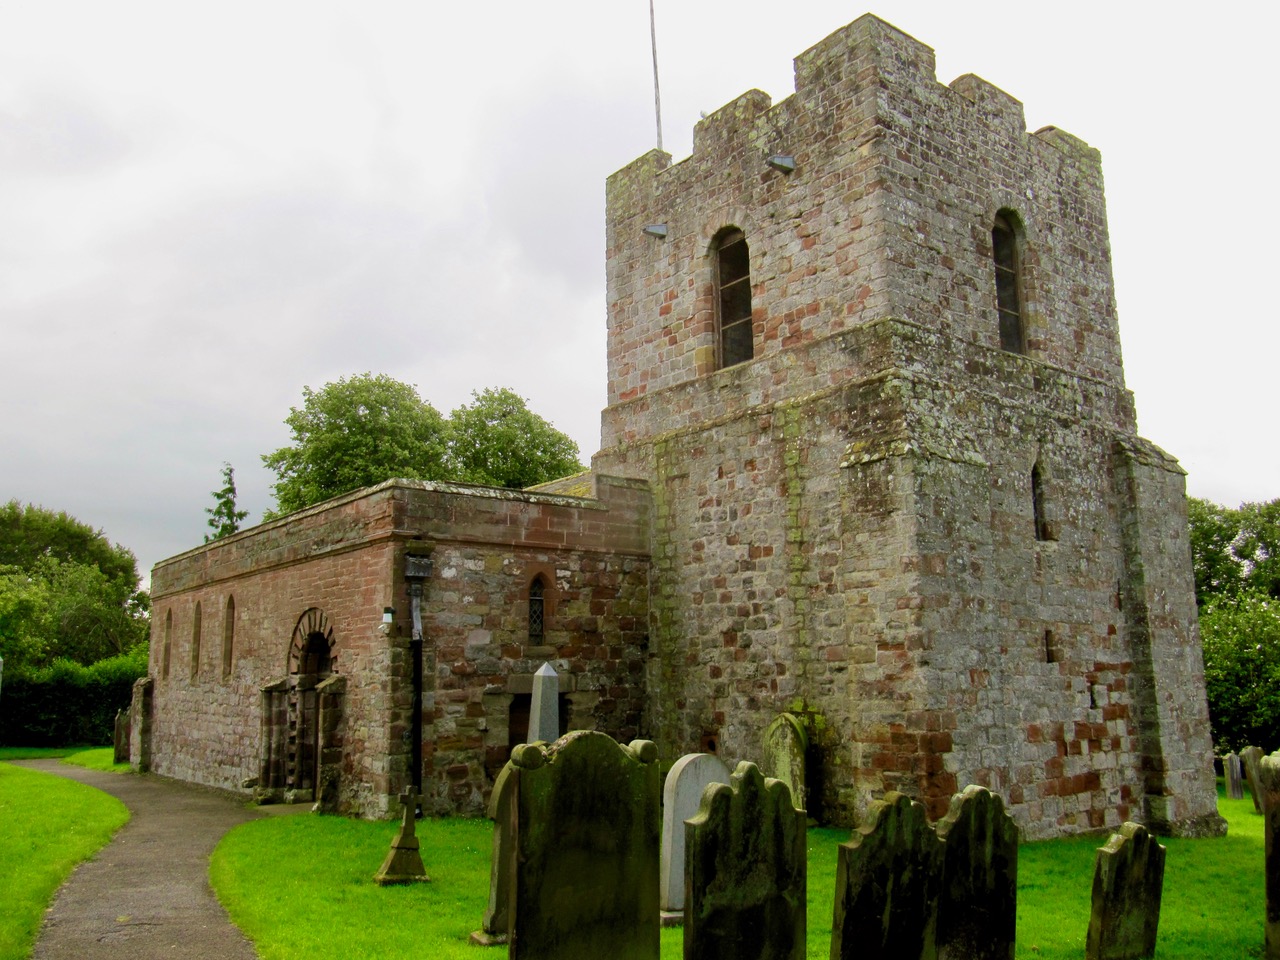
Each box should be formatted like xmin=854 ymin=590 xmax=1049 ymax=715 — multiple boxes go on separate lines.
xmin=212 ymin=786 xmax=1263 ymax=960
xmin=0 ymin=760 xmax=129 ymax=960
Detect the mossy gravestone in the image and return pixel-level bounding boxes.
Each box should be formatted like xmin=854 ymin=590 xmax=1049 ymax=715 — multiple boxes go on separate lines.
xmin=1227 ymin=753 xmax=1244 ymax=801
xmin=830 ymin=792 xmax=941 ymax=960
xmin=1245 ymin=746 xmax=1266 ymax=814
xmin=470 ymin=761 xmax=516 ymax=945
xmin=762 ymin=714 xmax=808 ymax=814
xmin=934 ymin=785 xmax=1018 ymax=960
xmin=1085 ymin=822 xmax=1165 ymax=960
xmin=510 ymin=730 xmax=661 ymax=960
xmin=684 ymin=761 xmax=807 ymax=960
xmin=661 ymin=752 xmax=731 ymax=915
xmin=1259 ymin=752 xmax=1280 ymax=960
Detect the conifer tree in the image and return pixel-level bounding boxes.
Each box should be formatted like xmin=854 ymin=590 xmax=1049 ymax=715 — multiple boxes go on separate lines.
xmin=205 ymin=462 xmax=249 ymax=542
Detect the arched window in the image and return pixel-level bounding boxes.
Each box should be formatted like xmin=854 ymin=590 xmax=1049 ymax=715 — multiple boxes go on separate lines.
xmin=714 ymin=228 xmax=754 ymax=368
xmin=190 ymin=601 xmax=202 ymax=679
xmin=992 ymin=212 xmax=1025 ymax=354
xmin=221 ymin=595 xmax=235 ymax=680
xmin=162 ymin=609 xmax=172 ymax=679
xmin=528 ymin=576 xmax=546 ymax=643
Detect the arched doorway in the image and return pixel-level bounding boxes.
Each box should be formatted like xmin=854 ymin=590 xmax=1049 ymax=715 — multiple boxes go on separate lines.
xmin=259 ymin=608 xmax=342 ymax=803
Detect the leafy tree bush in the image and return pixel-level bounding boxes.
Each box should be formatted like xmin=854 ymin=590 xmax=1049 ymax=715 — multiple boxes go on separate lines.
xmin=0 ymin=504 xmax=148 ymax=673
xmin=1200 ymin=592 xmax=1280 ymax=753
xmin=262 ymin=373 xmax=449 ymax=517
xmin=446 ymin=387 xmax=582 ymax=489
xmin=261 ymin=376 xmax=583 ymax=516
xmin=0 ymin=646 xmax=148 ymax=746
xmin=0 ymin=500 xmax=141 ymax=596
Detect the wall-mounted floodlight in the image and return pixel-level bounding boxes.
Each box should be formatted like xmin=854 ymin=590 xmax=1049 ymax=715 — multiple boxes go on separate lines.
xmin=766 ymin=154 xmax=797 ymax=174
xmin=643 ymin=224 xmax=668 ymax=239
xmin=382 ymin=607 xmax=395 ymax=625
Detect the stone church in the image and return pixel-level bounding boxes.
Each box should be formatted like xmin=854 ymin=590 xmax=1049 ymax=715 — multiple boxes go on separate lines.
xmin=133 ymin=14 xmax=1223 ymax=840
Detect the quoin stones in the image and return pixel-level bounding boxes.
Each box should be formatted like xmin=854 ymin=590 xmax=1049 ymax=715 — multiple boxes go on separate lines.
xmin=1085 ymin=822 xmax=1166 ymax=960
xmin=684 ymin=761 xmax=807 ymax=960
xmin=509 ymin=731 xmax=660 ymax=960
xmin=661 ymin=752 xmax=731 ymax=916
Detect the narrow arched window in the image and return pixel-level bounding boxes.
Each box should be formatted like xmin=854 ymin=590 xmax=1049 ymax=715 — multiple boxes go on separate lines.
xmin=715 ymin=228 xmax=754 ymax=368
xmin=528 ymin=576 xmax=546 ymax=643
xmin=190 ymin=601 xmax=202 ymax=679
xmin=992 ymin=212 xmax=1025 ymax=354
xmin=162 ymin=609 xmax=172 ymax=679
xmin=1031 ymin=461 xmax=1053 ymax=542
xmin=221 ymin=595 xmax=235 ymax=680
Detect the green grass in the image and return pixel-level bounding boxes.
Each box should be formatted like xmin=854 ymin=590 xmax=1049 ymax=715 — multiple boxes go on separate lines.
xmin=0 ymin=761 xmax=129 ymax=960
xmin=212 ymin=794 xmax=1264 ymax=960
xmin=62 ymin=747 xmax=131 ymax=773
xmin=0 ymin=746 xmax=95 ymax=761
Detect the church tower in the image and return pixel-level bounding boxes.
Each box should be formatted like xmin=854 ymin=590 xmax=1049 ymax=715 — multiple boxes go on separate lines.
xmin=594 ymin=15 xmax=1221 ymax=838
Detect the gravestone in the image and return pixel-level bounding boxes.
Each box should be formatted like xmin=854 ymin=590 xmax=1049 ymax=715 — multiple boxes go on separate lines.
xmin=684 ymin=761 xmax=807 ymax=960
xmin=1244 ymin=746 xmax=1265 ymax=813
xmin=1259 ymin=752 xmax=1280 ymax=959
xmin=470 ymin=761 xmax=516 ymax=946
xmin=661 ymin=752 xmax=731 ymax=917
xmin=830 ymin=791 xmax=942 ymax=960
xmin=1227 ymin=753 xmax=1245 ymax=801
xmin=112 ymin=709 xmax=131 ymax=764
xmin=933 ymin=785 xmax=1018 ymax=960
xmin=762 ymin=713 xmax=808 ymax=813
xmin=373 ymin=789 xmax=429 ymax=885
xmin=528 ymin=662 xmax=559 ymax=743
xmin=510 ymin=730 xmax=661 ymax=960
xmin=1085 ymin=821 xmax=1166 ymax=960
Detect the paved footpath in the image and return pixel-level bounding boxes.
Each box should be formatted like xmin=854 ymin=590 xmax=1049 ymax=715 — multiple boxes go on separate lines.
xmin=15 ymin=760 xmax=263 ymax=960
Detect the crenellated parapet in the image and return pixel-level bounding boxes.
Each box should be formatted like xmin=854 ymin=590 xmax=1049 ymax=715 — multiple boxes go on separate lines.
xmin=604 ymin=14 xmax=1118 ymax=437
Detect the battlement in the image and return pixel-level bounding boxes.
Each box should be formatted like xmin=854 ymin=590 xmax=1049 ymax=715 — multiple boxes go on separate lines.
xmin=604 ymin=13 xmax=1119 ymax=425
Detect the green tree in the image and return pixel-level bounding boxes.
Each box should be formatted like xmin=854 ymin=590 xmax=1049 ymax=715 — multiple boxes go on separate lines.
xmin=0 ymin=500 xmax=140 ymax=593
xmin=205 ymin=462 xmax=249 ymax=542
xmin=1237 ymin=499 xmax=1280 ymax=599
xmin=262 ymin=373 xmax=449 ymax=517
xmin=1200 ymin=592 xmax=1280 ymax=752
xmin=445 ymin=387 xmax=583 ymax=489
xmin=1187 ymin=497 xmax=1245 ymax=604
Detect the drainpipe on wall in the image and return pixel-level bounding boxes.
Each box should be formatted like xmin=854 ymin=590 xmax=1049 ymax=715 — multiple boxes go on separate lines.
xmin=404 ymin=555 xmax=433 ymax=815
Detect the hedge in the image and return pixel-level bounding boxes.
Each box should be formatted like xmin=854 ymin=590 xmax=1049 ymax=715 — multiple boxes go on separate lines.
xmin=0 ymin=646 xmax=147 ymax=746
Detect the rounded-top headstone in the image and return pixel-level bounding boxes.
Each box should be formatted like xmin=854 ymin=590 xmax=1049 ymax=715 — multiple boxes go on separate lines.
xmin=660 ymin=752 xmax=732 ymax=912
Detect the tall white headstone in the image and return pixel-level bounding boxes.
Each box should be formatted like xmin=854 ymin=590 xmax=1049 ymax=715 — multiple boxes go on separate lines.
xmin=660 ymin=752 xmax=731 ymax=914
xmin=528 ymin=662 xmax=559 ymax=744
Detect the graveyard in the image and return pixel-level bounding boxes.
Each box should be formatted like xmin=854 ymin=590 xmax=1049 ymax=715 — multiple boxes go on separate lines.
xmin=0 ymin=743 xmax=1267 ymax=959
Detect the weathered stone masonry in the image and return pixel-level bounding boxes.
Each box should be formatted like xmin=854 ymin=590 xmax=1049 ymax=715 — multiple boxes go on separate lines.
xmin=146 ymin=476 xmax=649 ymax=817
xmin=593 ymin=14 xmax=1221 ymax=838
xmin=140 ymin=13 xmax=1221 ymax=840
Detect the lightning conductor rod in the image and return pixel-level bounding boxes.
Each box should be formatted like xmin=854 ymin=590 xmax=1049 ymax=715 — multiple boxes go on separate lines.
xmin=649 ymin=0 xmax=663 ymax=152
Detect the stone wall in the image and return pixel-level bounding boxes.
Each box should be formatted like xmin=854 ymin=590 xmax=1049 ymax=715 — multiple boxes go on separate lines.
xmin=595 ymin=15 xmax=1219 ymax=837
xmin=147 ymin=476 xmax=650 ymax=818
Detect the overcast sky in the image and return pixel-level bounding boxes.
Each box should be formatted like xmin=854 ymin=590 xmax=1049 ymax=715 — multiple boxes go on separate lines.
xmin=2 ymin=1 xmax=1276 ymax=582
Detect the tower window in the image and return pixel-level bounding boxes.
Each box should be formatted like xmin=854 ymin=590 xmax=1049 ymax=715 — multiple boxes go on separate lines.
xmin=1031 ymin=461 xmax=1054 ymax=542
xmin=528 ymin=576 xmax=546 ymax=643
xmin=162 ymin=609 xmax=172 ymax=679
xmin=992 ymin=212 xmax=1025 ymax=354
xmin=715 ymin=229 xmax=754 ymax=368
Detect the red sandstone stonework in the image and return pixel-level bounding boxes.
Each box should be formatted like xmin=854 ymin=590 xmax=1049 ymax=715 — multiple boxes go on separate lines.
xmin=141 ymin=14 xmax=1223 ymax=839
